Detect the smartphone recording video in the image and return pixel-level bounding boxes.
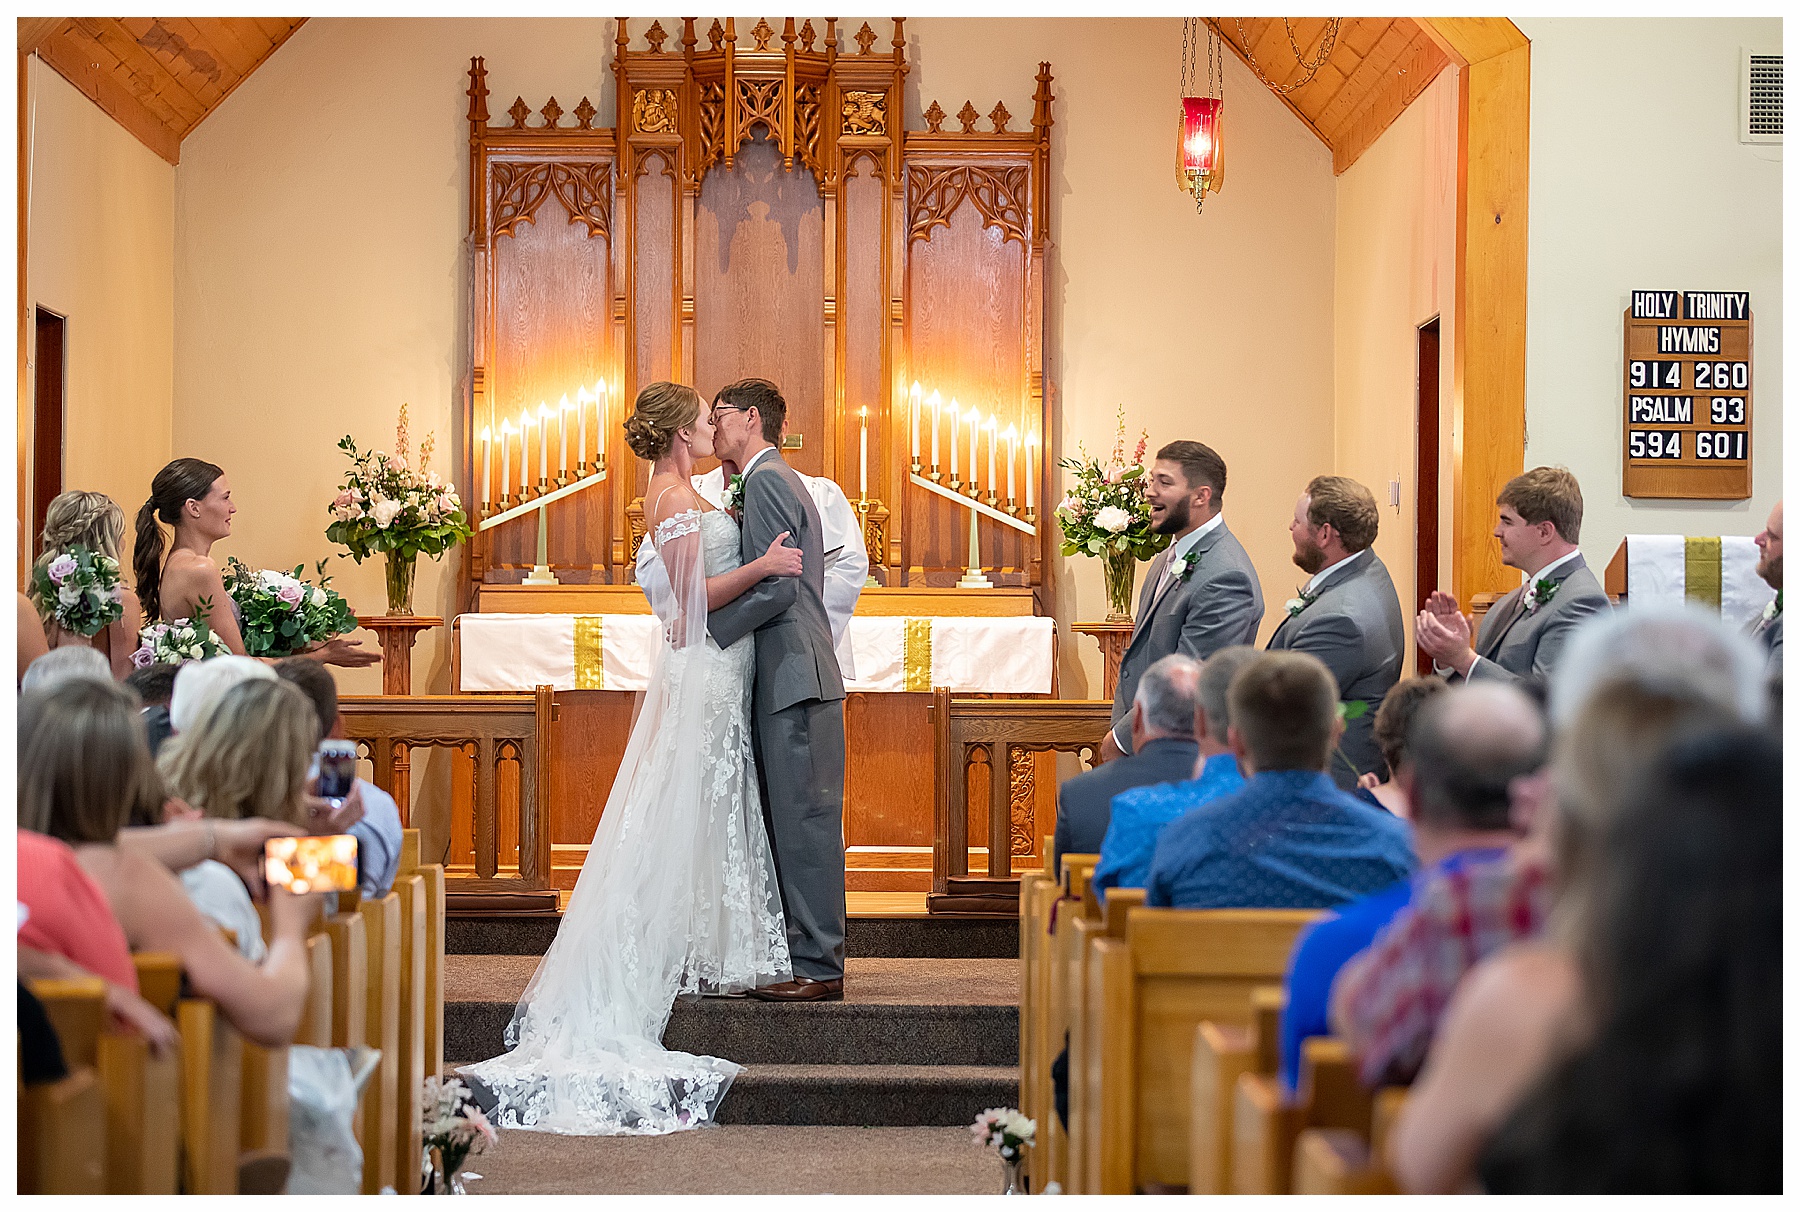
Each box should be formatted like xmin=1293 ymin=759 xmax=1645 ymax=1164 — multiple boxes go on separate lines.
xmin=315 ymin=739 xmax=358 ymax=800
xmin=265 ymin=834 xmax=359 ymax=894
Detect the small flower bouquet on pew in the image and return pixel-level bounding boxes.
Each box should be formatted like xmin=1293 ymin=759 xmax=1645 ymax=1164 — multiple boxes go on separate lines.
xmin=224 ymin=556 xmax=359 ymax=658
xmin=421 ymin=1075 xmax=496 ymax=1194
xmin=972 ymin=1105 xmax=1037 ymax=1194
xmin=30 ymin=544 xmax=125 ymax=636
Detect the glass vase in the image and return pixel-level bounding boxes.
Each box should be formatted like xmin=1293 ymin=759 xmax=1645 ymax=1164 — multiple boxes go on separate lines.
xmin=1102 ymin=547 xmax=1137 ymax=622
xmin=384 ymin=550 xmax=417 ymax=616
xmin=424 ymin=1146 xmax=468 ymax=1194
xmin=1000 ymin=1155 xmax=1024 ymax=1195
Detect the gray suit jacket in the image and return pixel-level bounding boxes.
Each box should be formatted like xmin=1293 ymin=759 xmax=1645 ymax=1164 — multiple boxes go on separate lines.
xmin=1265 ymin=548 xmax=1405 ymax=787
xmin=707 ymin=451 xmax=845 ymax=712
xmin=1053 ymin=736 xmax=1201 ymax=871
xmin=1110 ymin=521 xmax=1263 ymax=754
xmin=1752 ymin=607 xmax=1782 ymax=682
xmin=1460 ymin=554 xmax=1610 ymax=685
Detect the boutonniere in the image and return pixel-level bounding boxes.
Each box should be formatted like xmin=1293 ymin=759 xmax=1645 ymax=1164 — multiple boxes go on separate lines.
xmin=1762 ymin=591 xmax=1782 ymax=622
xmin=1285 ymin=588 xmax=1319 ymax=619
xmin=1523 ymin=577 xmax=1560 ymax=614
xmin=1173 ymin=550 xmax=1200 ymax=584
xmin=720 ymin=472 xmax=746 ymax=517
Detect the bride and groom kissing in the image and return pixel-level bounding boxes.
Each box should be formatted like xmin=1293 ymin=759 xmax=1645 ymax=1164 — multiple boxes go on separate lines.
xmin=460 ymin=378 xmax=847 ymax=1137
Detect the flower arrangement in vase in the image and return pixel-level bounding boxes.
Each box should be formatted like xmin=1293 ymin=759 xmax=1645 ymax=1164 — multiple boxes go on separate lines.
xmin=1054 ymin=405 xmax=1170 ymax=620
xmin=971 ymin=1106 xmax=1037 ymax=1194
xmin=223 ymin=557 xmax=360 ymax=658
xmin=420 ymin=1075 xmax=496 ymax=1194
xmin=327 ymin=404 xmax=472 ymax=615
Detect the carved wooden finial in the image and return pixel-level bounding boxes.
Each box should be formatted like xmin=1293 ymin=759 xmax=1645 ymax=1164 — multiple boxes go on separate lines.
xmin=681 ymin=18 xmax=697 ymax=57
xmin=799 ymin=19 xmax=816 ymax=52
xmin=892 ymin=17 xmax=906 ymax=55
xmin=989 ymin=101 xmax=1011 ymax=133
xmin=615 ymin=18 xmax=629 ymax=52
xmin=708 ymin=19 xmax=724 ymax=50
xmin=724 ymin=16 xmax=737 ymax=45
xmin=825 ymin=17 xmax=838 ymax=57
xmin=574 ymin=96 xmax=597 ymax=129
xmin=541 ymin=96 xmax=564 ymax=127
xmin=855 ymin=22 xmax=877 ymax=54
xmin=508 ymin=96 xmax=531 ymax=128
xmin=752 ymin=18 xmax=775 ymax=50
xmin=782 ymin=17 xmax=797 ymax=49
xmin=466 ymin=56 xmax=490 ymax=130
xmin=1032 ymin=63 xmax=1055 ymax=133
xmin=956 ymin=101 xmax=980 ymax=133
xmin=645 ymin=20 xmax=667 ymax=52
xmin=924 ymin=100 xmax=946 ymax=133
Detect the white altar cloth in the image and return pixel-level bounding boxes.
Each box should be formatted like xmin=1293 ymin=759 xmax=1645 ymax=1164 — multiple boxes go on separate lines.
xmin=459 ymin=613 xmax=1056 ymax=695
xmin=1623 ymin=534 xmax=1772 ymax=630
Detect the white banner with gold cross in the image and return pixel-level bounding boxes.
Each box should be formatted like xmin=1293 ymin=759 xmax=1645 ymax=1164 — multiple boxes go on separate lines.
xmin=1624 ymin=534 xmax=1772 ymax=629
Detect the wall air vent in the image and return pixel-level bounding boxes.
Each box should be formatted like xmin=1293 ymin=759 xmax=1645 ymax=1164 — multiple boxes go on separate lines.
xmin=1741 ymin=50 xmax=1781 ymax=143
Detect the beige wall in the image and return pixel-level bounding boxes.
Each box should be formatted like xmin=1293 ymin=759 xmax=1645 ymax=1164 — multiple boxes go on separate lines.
xmin=27 ymin=62 xmax=175 ymax=550
xmin=1518 ymin=17 xmax=1783 ymax=569
xmin=1331 ymin=69 xmax=1458 ymax=674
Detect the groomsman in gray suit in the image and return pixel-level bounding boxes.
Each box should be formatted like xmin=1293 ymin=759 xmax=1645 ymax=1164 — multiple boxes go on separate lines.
xmin=1101 ymin=441 xmax=1263 ymax=762
xmin=1416 ymin=467 xmax=1610 ymax=687
xmin=1750 ymin=499 xmax=1782 ymax=684
xmin=1266 ymin=475 xmax=1405 ymax=789
xmin=707 ymin=379 xmax=848 ymax=1001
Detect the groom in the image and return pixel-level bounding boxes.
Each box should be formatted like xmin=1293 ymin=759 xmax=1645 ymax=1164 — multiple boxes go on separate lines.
xmin=707 ymin=378 xmax=849 ymax=1001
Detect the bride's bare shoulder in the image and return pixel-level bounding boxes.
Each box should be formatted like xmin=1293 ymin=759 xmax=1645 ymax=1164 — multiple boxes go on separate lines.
xmin=646 ymin=475 xmax=703 ymax=526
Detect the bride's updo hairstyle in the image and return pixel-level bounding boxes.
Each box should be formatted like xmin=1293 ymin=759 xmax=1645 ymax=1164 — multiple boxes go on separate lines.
xmin=134 ymin=457 xmax=224 ymax=622
xmin=623 ymin=381 xmax=703 ymax=462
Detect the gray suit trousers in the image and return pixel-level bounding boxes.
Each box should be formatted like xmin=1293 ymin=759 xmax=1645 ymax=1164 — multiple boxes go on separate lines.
xmin=753 ymin=695 xmax=848 ymax=981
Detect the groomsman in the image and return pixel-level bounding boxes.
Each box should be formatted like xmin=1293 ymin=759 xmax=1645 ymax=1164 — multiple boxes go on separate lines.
xmin=1266 ymin=475 xmax=1405 ymax=789
xmin=1750 ymin=499 xmax=1782 ymax=683
xmin=1102 ymin=441 xmax=1262 ymax=761
xmin=1415 ymin=467 xmax=1609 ymax=686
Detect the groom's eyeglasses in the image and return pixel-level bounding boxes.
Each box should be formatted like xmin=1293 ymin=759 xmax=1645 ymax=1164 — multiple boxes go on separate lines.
xmin=709 ymin=404 xmax=748 ymax=423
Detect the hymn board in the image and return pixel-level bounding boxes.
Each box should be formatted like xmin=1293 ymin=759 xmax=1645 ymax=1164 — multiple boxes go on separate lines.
xmin=1622 ymin=290 xmax=1753 ymax=500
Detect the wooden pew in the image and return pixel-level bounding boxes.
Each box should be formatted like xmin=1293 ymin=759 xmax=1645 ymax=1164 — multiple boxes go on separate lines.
xmin=1017 ymin=866 xmax=1056 ymax=1195
xmin=359 ymin=891 xmax=403 ymax=1194
xmin=1055 ymin=855 xmax=1102 ymax=1193
xmin=392 ymin=869 xmax=430 ymax=1194
xmin=102 ymin=958 xmax=183 ymax=1194
xmin=1233 ymin=1036 xmax=1375 ymax=1194
xmin=1040 ymin=851 xmax=1097 ymax=1193
xmin=1189 ymin=985 xmax=1284 ymax=1193
xmin=1087 ymin=907 xmax=1319 ymax=1193
xmin=296 ymin=931 xmax=335 ymax=1048
xmin=20 ymin=977 xmax=109 ymax=1194
xmin=177 ymin=997 xmax=244 ymax=1193
xmin=1292 ymin=1086 xmax=1408 ymax=1194
xmin=400 ymin=826 xmax=448 ymax=1081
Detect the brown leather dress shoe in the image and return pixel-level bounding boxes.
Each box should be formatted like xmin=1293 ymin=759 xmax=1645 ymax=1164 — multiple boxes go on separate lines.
xmin=749 ymin=976 xmax=844 ymax=1002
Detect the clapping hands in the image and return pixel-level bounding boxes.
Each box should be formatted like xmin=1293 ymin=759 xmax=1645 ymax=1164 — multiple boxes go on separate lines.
xmin=1415 ymin=591 xmax=1475 ymax=675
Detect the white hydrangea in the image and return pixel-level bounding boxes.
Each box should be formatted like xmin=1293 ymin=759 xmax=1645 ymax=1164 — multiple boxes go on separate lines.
xmin=1092 ymin=505 xmax=1131 ymax=534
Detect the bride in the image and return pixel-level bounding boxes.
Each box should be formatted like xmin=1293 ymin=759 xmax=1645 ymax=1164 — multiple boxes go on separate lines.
xmin=459 ymin=381 xmax=800 ymax=1134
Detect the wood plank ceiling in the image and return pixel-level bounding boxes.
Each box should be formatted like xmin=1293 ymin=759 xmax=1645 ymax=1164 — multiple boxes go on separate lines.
xmin=20 ymin=17 xmax=307 ymax=165
xmin=1208 ymin=18 xmax=1450 ymax=174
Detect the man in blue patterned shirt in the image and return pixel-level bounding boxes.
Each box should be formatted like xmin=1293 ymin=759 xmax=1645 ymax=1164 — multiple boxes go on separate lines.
xmin=1092 ymin=645 xmax=1257 ymax=899
xmin=1146 ymin=651 xmax=1413 ymax=909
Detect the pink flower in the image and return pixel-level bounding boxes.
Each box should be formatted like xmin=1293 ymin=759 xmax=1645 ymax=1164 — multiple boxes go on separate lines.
xmin=1134 ymin=433 xmax=1147 ymax=465
xmin=130 ymin=643 xmax=154 ymax=669
xmin=45 ymin=553 xmax=77 ymax=585
xmin=277 ymin=582 xmax=305 ymax=607
xmin=1104 ymin=465 xmax=1125 ymax=485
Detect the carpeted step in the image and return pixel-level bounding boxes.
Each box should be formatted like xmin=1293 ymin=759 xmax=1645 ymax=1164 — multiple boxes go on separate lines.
xmin=447 ymin=914 xmax=1019 ymax=959
xmin=715 ymin=1064 xmax=1019 ymax=1127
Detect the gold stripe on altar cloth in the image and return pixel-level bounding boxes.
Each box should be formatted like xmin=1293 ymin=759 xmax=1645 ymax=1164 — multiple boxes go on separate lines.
xmin=1684 ymin=537 xmax=1723 ymax=611
xmin=902 ymin=617 xmax=934 ymax=691
xmin=573 ymin=616 xmax=604 ymax=689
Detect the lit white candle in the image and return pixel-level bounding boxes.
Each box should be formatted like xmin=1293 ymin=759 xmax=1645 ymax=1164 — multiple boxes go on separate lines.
xmin=985 ymin=414 xmax=997 ymax=494
xmin=519 ymin=408 xmax=533 ymax=493
xmin=1025 ymin=429 xmax=1037 ymax=510
xmin=910 ymin=381 xmax=922 ymax=460
xmin=966 ymin=408 xmax=981 ymax=492
xmin=948 ymin=396 xmax=961 ymax=479
xmin=576 ymin=386 xmax=590 ymax=469
xmin=537 ymin=403 xmax=550 ymax=482
xmin=501 ymin=420 xmax=514 ymax=499
xmin=858 ymin=406 xmax=869 ymax=498
xmin=929 ymin=390 xmax=942 ymax=469
xmin=481 ymin=425 xmax=492 ymax=508
xmin=558 ymin=394 xmax=571 ymax=474
xmin=1004 ymin=423 xmax=1018 ymax=502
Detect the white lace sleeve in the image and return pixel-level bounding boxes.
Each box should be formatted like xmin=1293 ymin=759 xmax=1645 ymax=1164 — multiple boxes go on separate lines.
xmin=646 ymin=508 xmax=707 ymax=650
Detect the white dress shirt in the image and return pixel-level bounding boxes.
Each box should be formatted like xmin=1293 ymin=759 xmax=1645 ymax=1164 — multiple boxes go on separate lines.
xmin=1303 ymin=549 xmax=1363 ymax=597
xmin=1154 ymin=512 xmax=1225 ymax=599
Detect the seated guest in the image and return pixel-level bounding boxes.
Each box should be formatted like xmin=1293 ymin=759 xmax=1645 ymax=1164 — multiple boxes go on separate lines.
xmin=1278 ymin=682 xmax=1545 ymax=1096
xmin=19 ymin=644 xmax=111 ymax=694
xmin=1749 ymin=499 xmax=1780 ymax=685
xmin=1145 ymin=651 xmax=1413 ymax=909
xmin=20 ymin=678 xmax=321 ymax=1046
xmin=1354 ymin=674 xmax=1448 ymax=815
xmin=123 ymin=661 xmax=179 ymax=756
xmin=17 ymin=589 xmax=49 ymax=685
xmin=1385 ymin=605 xmax=1768 ymax=1193
xmin=1266 ymin=476 xmax=1406 ymax=788
xmin=1091 ymin=645 xmax=1256 ymax=898
xmin=1416 ymin=467 xmax=1609 ymax=685
xmin=167 ymin=653 xmax=276 ymax=734
xmin=28 ymin=489 xmax=145 ymax=679
xmin=1054 ymin=653 xmax=1203 ymax=871
xmin=1477 ymin=728 xmax=1780 ymax=1193
xmin=277 ymin=656 xmax=403 ymax=897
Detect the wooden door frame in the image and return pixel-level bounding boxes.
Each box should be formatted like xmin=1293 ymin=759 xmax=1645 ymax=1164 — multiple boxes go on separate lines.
xmin=1416 ymin=18 xmax=1530 ymax=608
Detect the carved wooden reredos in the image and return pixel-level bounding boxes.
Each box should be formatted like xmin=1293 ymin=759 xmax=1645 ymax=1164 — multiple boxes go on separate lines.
xmin=463 ymin=18 xmax=1054 ymax=607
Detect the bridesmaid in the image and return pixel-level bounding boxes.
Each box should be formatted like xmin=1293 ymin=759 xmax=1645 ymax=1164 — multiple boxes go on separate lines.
xmin=133 ymin=458 xmax=379 ymax=669
xmin=29 ymin=491 xmax=144 ymax=680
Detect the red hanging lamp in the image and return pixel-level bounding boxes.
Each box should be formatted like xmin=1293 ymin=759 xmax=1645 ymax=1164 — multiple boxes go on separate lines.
xmin=1177 ymin=19 xmax=1225 ymax=212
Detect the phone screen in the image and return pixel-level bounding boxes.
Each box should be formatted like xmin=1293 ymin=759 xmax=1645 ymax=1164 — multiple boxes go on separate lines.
xmin=315 ymin=739 xmax=358 ymax=800
xmin=264 ymin=834 xmax=359 ymax=894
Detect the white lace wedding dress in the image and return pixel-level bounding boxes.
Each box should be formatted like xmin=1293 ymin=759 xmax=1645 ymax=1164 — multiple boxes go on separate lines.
xmin=458 ymin=507 xmax=791 ymax=1134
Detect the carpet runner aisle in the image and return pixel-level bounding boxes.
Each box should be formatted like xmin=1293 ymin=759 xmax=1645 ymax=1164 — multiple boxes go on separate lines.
xmin=444 ymin=915 xmax=1023 ymax=1195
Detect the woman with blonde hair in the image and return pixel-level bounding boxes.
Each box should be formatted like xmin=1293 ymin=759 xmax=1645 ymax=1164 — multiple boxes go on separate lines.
xmin=29 ymin=490 xmax=143 ymax=679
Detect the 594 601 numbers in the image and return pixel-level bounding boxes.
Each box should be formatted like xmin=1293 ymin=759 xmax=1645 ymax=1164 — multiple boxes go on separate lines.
xmin=1694 ymin=431 xmax=1747 ymax=460
xmin=1628 ymin=430 xmax=1681 ymax=460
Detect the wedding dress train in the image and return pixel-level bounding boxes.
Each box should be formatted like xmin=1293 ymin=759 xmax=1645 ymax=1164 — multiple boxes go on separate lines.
xmin=458 ymin=507 xmax=790 ymax=1134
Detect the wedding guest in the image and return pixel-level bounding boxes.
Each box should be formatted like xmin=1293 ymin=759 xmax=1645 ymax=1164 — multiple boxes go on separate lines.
xmin=277 ymin=656 xmax=403 ymax=897
xmin=1354 ymin=675 xmax=1448 ymax=815
xmin=1416 ymin=468 xmax=1609 ymax=686
xmin=20 ymin=678 xmax=319 ymax=1046
xmin=1146 ymin=652 xmax=1412 ymax=909
xmin=134 ymin=457 xmax=378 ymax=668
xmin=1750 ymin=499 xmax=1781 ymax=685
xmin=28 ymin=490 xmax=145 ymax=679
xmin=1476 ymin=727 xmax=1780 ymax=1193
xmin=1266 ymin=476 xmax=1406 ymax=788
xmin=19 ymin=644 xmax=111 ymax=695
xmin=123 ymin=661 xmax=179 ymax=756
xmin=17 ymin=590 xmax=49 ymax=685
xmin=1090 ymin=645 xmax=1256 ymax=897
xmin=1056 ymin=653 xmax=1203 ymax=872
xmin=167 ymin=653 xmax=275 ymax=735
xmin=1103 ymin=441 xmax=1263 ymax=761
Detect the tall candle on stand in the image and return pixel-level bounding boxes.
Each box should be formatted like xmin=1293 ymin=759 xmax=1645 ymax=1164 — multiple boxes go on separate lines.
xmin=500 ymin=420 xmax=514 ymax=501
xmin=966 ymin=409 xmax=982 ymax=494
xmin=929 ymin=390 xmax=942 ymax=470
xmin=480 ymin=425 xmax=493 ymax=509
xmin=595 ymin=379 xmax=608 ymax=463
xmin=1025 ymin=429 xmax=1037 ymax=510
xmin=948 ymin=396 xmax=960 ymax=479
xmin=558 ymin=394 xmax=571 ymax=475
xmin=576 ymin=386 xmax=590 ymax=469
xmin=537 ymin=403 xmax=551 ymax=483
xmin=1004 ymin=423 xmax=1018 ymax=503
xmin=518 ymin=409 xmax=532 ymax=495
xmin=909 ymin=382 xmax=922 ymax=462
xmin=858 ymin=406 xmax=869 ymax=499
xmin=985 ymin=414 xmax=997 ymax=496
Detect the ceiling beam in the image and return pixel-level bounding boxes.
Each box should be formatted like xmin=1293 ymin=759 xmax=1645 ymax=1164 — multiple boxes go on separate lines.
xmin=18 ymin=17 xmax=65 ymax=57
xmin=34 ymin=25 xmax=182 ymax=164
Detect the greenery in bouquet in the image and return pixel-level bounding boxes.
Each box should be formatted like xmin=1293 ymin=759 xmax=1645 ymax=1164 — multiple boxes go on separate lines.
xmin=421 ymin=1075 xmax=496 ymax=1185
xmin=327 ymin=404 xmax=472 ymax=563
xmin=131 ymin=603 xmax=230 ymax=668
xmin=224 ymin=557 xmax=359 ymax=658
xmin=29 ymin=544 xmax=125 ymax=637
xmin=1053 ymin=404 xmax=1171 ymax=563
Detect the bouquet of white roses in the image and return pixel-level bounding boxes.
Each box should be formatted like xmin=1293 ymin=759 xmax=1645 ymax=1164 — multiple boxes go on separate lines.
xmin=420 ymin=1075 xmax=496 ymax=1191
xmin=131 ymin=608 xmax=229 ymax=668
xmin=224 ymin=557 xmax=359 ymax=658
xmin=970 ymin=1105 xmax=1037 ymax=1163
xmin=1053 ymin=405 xmax=1168 ymax=564
xmin=326 ymin=404 xmax=473 ymax=564
xmin=30 ymin=544 xmax=125 ymax=637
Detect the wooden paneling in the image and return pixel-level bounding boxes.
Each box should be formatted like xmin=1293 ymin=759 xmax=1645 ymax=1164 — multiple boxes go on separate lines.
xmin=841 ymin=155 xmax=890 ymax=508
xmin=630 ymin=148 xmax=678 ymax=502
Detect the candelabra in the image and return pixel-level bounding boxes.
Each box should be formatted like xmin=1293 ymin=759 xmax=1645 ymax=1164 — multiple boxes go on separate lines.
xmin=479 ymin=455 xmax=608 ymax=585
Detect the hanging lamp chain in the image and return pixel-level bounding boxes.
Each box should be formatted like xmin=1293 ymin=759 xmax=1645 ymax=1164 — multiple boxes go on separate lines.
xmin=1233 ymin=17 xmax=1341 ymax=96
